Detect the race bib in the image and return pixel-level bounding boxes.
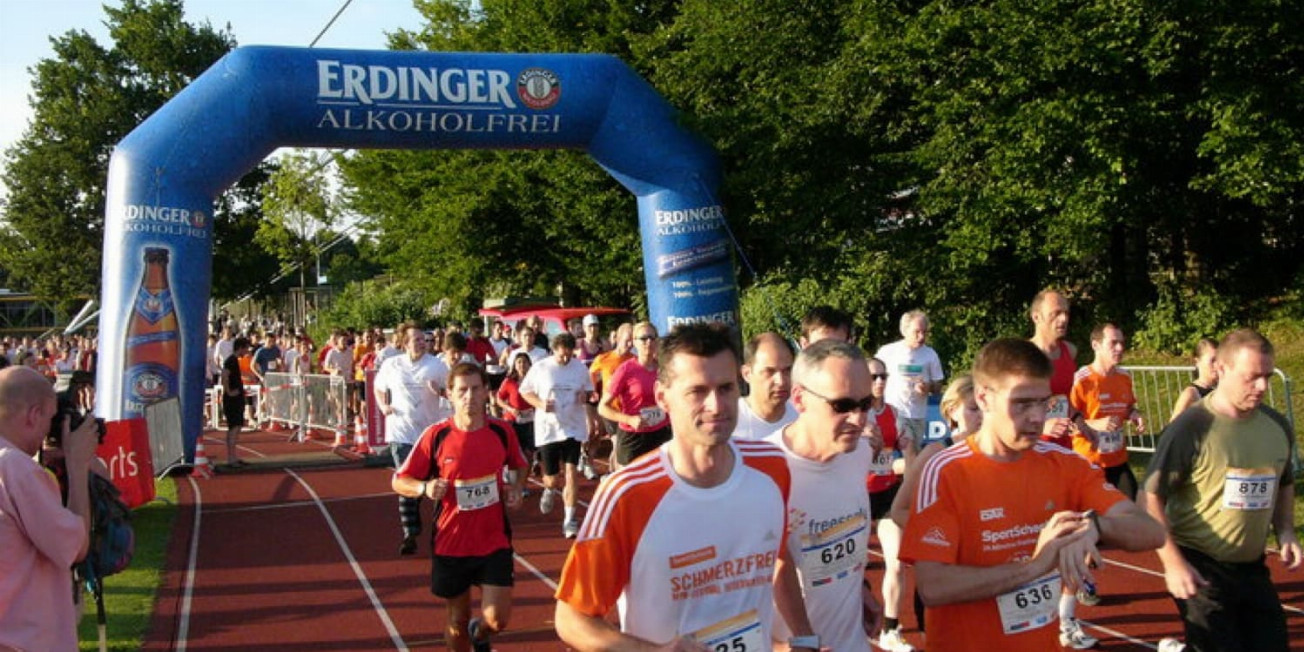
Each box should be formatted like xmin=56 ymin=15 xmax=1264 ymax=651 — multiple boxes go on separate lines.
xmin=1097 ymin=430 xmax=1124 ymax=454
xmin=995 ymin=574 xmax=1060 ymax=635
xmin=1046 ymin=395 xmax=1069 ymax=420
xmin=639 ymin=406 xmax=666 ymax=425
xmin=691 ymin=610 xmax=765 ymax=652
xmin=869 ymin=449 xmax=895 ymax=476
xmin=799 ymin=513 xmax=867 ymax=588
xmin=454 ymin=474 xmax=500 ymax=511
xmin=1222 ymin=468 xmax=1277 ymax=511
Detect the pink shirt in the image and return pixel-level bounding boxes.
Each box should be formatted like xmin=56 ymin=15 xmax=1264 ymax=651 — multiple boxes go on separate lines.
xmin=607 ymin=359 xmax=667 ymax=433
xmin=0 ymin=437 xmax=87 ymax=652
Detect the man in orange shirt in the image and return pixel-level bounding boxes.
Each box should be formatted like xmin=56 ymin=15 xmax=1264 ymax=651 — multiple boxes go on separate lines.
xmin=1069 ymin=323 xmax=1146 ymax=500
xmin=900 ymin=338 xmax=1163 ymax=652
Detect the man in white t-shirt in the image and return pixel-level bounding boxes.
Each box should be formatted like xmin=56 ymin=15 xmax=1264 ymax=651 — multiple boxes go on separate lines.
xmin=766 ymin=339 xmax=881 ymax=651
xmin=735 ymin=332 xmax=798 ymax=440
xmin=874 ymin=310 xmax=944 ymax=445
xmin=519 ymin=332 xmax=595 ymax=539
xmin=374 ymin=322 xmax=450 ymax=555
xmin=554 ymin=322 xmax=818 ymax=651
xmin=212 ymin=327 xmax=234 ymax=384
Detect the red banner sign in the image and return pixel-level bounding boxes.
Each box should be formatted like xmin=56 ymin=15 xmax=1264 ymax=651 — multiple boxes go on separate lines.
xmin=97 ymin=418 xmax=156 ymax=509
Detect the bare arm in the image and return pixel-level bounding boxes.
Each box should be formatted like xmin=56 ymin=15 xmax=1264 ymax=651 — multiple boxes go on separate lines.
xmin=62 ymin=417 xmax=100 ymax=562
xmin=1141 ymin=489 xmax=1209 ymax=599
xmin=597 ymin=390 xmax=632 ymax=428
xmin=772 ymin=546 xmax=817 ymax=646
xmin=554 ymin=600 xmax=705 ymax=651
xmin=1271 ymin=480 xmax=1302 ymax=570
xmin=1098 ymin=498 xmax=1165 ymax=551
xmin=1168 ymin=386 xmax=1199 ymax=423
xmin=889 ymin=443 xmax=942 ymax=528
xmin=520 ymin=389 xmax=547 ymax=411
xmin=391 ymin=475 xmax=446 ymax=501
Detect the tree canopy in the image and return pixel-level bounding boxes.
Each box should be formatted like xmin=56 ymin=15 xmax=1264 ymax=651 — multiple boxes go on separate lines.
xmin=340 ymin=0 xmax=1302 ymax=363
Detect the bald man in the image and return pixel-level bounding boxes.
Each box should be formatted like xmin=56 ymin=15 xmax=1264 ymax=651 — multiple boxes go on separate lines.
xmin=0 ymin=367 xmax=99 ymax=651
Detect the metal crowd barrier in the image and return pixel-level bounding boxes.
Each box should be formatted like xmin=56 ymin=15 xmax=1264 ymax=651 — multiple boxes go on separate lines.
xmin=1124 ymin=365 xmax=1299 ymax=471
xmin=262 ymin=372 xmax=350 ymax=441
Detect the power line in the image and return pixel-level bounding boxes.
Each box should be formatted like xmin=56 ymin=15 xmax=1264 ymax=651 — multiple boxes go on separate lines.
xmin=309 ymin=0 xmax=355 ymax=48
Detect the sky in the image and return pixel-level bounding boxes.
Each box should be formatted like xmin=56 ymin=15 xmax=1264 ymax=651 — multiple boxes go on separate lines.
xmin=0 ymin=0 xmax=427 ymax=191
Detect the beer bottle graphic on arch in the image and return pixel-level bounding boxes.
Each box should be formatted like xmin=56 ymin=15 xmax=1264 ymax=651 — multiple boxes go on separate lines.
xmin=122 ymin=247 xmax=180 ymax=418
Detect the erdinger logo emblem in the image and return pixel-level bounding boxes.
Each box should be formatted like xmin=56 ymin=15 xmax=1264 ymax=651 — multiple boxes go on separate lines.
xmin=517 ymin=68 xmax=560 ymax=110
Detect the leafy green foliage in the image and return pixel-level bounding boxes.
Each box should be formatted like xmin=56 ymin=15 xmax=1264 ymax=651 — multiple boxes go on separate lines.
xmin=320 ymin=280 xmax=432 ymax=332
xmin=0 ymin=0 xmax=277 ymax=307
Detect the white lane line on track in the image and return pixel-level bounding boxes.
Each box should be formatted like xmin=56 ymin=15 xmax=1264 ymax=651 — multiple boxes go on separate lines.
xmin=514 ymin=553 xmax=560 ymax=592
xmin=1076 ymin=619 xmax=1157 ymax=649
xmin=201 ymin=434 xmax=268 ymax=459
xmin=1104 ymin=556 xmax=1304 ymax=617
xmin=286 ymin=469 xmax=409 ymax=652
xmin=175 ymin=476 xmax=203 ymax=652
xmin=207 ymin=491 xmax=396 ymax=514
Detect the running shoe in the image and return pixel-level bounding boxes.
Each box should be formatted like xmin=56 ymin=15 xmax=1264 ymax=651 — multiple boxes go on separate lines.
xmin=579 ymin=452 xmax=598 ymax=480
xmin=1076 ymin=585 xmax=1101 ymax=607
xmin=876 ymin=626 xmax=915 ymax=651
xmin=1059 ymin=618 xmax=1099 ymax=649
xmin=1157 ymin=638 xmax=1186 ymax=652
xmin=563 ymin=519 xmax=580 ymax=539
xmin=399 ymin=534 xmax=417 ymax=556
xmin=539 ymin=488 xmax=556 ymax=514
xmin=468 ymin=617 xmax=491 ymax=652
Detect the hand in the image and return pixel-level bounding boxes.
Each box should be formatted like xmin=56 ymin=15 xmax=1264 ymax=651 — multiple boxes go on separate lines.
xmin=1279 ymin=536 xmax=1303 ymax=571
xmin=913 ymin=381 xmax=928 ymax=397
xmin=1130 ymin=413 xmax=1146 ymax=434
xmin=1044 ymin=417 xmax=1071 ymax=439
xmin=787 ymin=507 xmax=809 ymax=534
xmin=1162 ymin=556 xmax=1210 ymax=599
xmin=1104 ymin=415 xmax=1122 ymax=432
xmin=862 ymin=424 xmax=884 ymax=452
xmin=1032 ymin=511 xmax=1094 ymax=589
xmin=505 ymin=486 xmax=522 ymax=509
xmin=63 ymin=416 xmax=100 ymax=469
xmin=426 ymin=478 xmax=449 ymax=501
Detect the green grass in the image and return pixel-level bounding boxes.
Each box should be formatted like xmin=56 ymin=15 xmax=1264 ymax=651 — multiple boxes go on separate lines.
xmin=78 ymin=478 xmax=178 ymax=651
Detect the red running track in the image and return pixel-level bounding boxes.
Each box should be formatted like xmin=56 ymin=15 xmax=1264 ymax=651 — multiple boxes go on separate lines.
xmin=143 ymin=430 xmax=1304 ymax=650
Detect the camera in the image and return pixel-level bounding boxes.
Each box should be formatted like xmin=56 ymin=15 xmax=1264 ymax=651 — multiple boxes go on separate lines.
xmin=46 ymin=371 xmax=106 ymax=446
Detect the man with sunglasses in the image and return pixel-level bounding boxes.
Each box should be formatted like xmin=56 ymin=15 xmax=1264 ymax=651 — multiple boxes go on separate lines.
xmin=598 ymin=322 xmax=671 ymax=468
xmin=900 ymin=338 xmax=1163 ymax=652
xmin=765 ymin=339 xmax=882 ymax=651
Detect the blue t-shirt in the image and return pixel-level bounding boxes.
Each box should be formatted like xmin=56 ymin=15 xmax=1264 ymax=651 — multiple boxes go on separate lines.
xmin=252 ymin=345 xmax=281 ymax=375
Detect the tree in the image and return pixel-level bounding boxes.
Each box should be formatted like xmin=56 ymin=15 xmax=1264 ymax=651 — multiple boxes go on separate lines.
xmin=257 ymin=151 xmax=338 ymax=293
xmin=0 ymin=0 xmax=278 ymax=309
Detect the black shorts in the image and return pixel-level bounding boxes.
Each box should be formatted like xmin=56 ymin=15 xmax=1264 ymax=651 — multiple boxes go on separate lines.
xmin=513 ymin=420 xmax=536 ymax=454
xmin=431 ymin=547 xmax=514 ymax=598
xmin=222 ymin=396 xmax=245 ymax=428
xmin=538 ymin=438 xmax=581 ymax=476
xmin=869 ymin=483 xmax=901 ymax=521
xmin=1103 ymin=463 xmax=1138 ymax=501
xmin=616 ymin=424 xmax=672 ymax=465
xmin=1175 ymin=546 xmax=1287 ymax=650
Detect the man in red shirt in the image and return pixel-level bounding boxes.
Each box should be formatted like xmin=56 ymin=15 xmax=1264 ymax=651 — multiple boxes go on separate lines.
xmin=465 ymin=321 xmax=497 ymax=366
xmin=393 ymin=363 xmax=528 ymax=652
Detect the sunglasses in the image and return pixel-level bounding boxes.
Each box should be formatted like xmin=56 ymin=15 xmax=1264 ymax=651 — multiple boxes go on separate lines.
xmin=635 ymin=335 xmax=657 ymax=341
xmin=869 ymin=373 xmax=889 ymax=381
xmin=801 ymin=385 xmax=874 ymax=414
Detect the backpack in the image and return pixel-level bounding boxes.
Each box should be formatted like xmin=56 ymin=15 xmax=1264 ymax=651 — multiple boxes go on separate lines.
xmin=80 ymin=473 xmax=136 ymax=584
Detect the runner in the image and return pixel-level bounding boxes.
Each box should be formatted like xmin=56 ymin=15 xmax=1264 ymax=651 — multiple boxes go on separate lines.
xmin=392 ymin=363 xmax=527 ymax=652
xmin=554 ymin=322 xmax=817 ymax=650
xmin=864 ymin=356 xmax=915 ymax=651
xmin=889 ymin=374 xmax=982 ymax=637
xmin=1069 ymin=322 xmax=1146 ymax=500
xmin=733 ymin=332 xmax=797 ymax=440
xmin=765 ymin=339 xmax=881 ymax=651
xmin=874 ymin=310 xmax=944 ymax=447
xmin=1028 ymin=289 xmax=1079 ymax=448
xmin=1168 ymin=337 xmax=1218 ymax=422
xmin=799 ymin=305 xmax=853 ymax=346
xmin=597 ymin=322 xmax=671 ymax=468
xmin=899 ymin=338 xmax=1164 ymax=652
xmin=588 ymin=323 xmax=634 ymax=473
xmin=1142 ymin=328 xmax=1299 ymax=651
xmin=495 ymin=353 xmax=537 ymax=487
xmin=374 ymin=322 xmax=449 ymax=555
xmin=519 ymin=333 xmax=595 ymax=539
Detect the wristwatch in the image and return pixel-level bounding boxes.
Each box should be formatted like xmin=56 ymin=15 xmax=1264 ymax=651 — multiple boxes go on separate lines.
xmin=788 ymin=634 xmax=820 ymax=650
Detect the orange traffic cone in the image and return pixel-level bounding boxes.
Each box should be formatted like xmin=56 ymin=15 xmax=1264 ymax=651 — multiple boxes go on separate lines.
xmin=332 ymin=427 xmax=349 ymax=448
xmin=191 ymin=438 xmax=214 ymax=478
xmin=354 ymin=416 xmax=373 ymax=455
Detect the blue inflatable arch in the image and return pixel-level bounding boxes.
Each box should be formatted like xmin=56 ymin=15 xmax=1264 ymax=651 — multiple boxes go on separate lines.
xmin=97 ymin=46 xmax=739 ymax=457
